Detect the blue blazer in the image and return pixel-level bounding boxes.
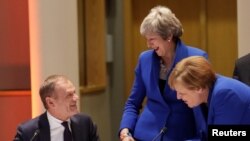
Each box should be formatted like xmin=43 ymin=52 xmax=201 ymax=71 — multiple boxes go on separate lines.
xmin=195 ymin=75 xmax=250 ymax=141
xmin=14 ymin=112 xmax=100 ymax=141
xmin=120 ymin=40 xmax=208 ymax=141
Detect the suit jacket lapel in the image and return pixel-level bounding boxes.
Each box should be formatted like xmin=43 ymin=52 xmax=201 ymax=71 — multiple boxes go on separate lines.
xmin=71 ymin=116 xmax=83 ymax=141
xmin=150 ymin=52 xmax=169 ymax=105
xmin=151 ymin=52 xmax=161 ymax=93
xmin=38 ymin=112 xmax=51 ymax=141
xmin=193 ymin=106 xmax=207 ymax=139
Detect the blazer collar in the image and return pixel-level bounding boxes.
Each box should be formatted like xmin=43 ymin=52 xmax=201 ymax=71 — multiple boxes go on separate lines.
xmin=38 ymin=112 xmax=51 ymax=141
xmin=70 ymin=115 xmax=82 ymax=141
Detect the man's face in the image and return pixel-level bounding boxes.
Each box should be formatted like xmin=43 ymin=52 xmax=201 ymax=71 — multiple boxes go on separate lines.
xmin=49 ymin=80 xmax=79 ymax=120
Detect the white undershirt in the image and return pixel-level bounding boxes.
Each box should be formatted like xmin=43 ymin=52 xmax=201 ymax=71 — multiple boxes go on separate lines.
xmin=47 ymin=111 xmax=71 ymax=141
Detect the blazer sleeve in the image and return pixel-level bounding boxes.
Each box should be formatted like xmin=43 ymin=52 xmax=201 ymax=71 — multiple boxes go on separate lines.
xmin=209 ymin=89 xmax=247 ymax=124
xmin=13 ymin=126 xmax=25 ymax=141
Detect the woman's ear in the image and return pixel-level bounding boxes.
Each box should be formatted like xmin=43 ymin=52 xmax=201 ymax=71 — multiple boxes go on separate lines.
xmin=196 ymin=87 xmax=205 ymax=94
xmin=167 ymin=34 xmax=173 ymax=41
xmin=196 ymin=87 xmax=209 ymax=103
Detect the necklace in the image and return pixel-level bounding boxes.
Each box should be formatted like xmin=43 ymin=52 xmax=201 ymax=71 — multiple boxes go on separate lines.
xmin=159 ymin=60 xmax=168 ymax=80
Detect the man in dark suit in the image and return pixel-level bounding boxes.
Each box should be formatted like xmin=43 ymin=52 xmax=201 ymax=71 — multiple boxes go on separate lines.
xmin=14 ymin=75 xmax=100 ymax=141
xmin=233 ymin=53 xmax=250 ymax=86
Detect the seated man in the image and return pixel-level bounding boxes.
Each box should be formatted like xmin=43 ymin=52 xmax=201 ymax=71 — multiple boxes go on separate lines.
xmin=14 ymin=74 xmax=100 ymax=141
xmin=233 ymin=53 xmax=250 ymax=86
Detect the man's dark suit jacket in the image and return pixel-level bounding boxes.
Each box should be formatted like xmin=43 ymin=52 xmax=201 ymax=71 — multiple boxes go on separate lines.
xmin=233 ymin=53 xmax=250 ymax=86
xmin=14 ymin=112 xmax=100 ymax=141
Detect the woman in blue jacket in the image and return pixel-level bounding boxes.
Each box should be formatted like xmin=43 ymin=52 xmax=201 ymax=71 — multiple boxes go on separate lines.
xmin=119 ymin=5 xmax=208 ymax=141
xmin=168 ymin=56 xmax=250 ymax=141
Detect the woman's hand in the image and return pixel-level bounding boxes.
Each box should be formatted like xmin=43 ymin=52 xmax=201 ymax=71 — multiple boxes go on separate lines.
xmin=120 ymin=128 xmax=135 ymax=141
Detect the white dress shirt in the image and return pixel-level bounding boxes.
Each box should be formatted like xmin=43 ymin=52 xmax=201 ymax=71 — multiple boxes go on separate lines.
xmin=47 ymin=112 xmax=71 ymax=141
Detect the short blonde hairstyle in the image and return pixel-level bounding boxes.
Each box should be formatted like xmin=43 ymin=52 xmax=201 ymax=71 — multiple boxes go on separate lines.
xmin=140 ymin=5 xmax=183 ymax=40
xmin=168 ymin=56 xmax=216 ymax=90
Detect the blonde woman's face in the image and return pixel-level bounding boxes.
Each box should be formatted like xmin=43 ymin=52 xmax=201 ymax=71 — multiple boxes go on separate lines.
xmin=174 ymin=81 xmax=203 ymax=108
xmin=145 ymin=33 xmax=169 ymax=57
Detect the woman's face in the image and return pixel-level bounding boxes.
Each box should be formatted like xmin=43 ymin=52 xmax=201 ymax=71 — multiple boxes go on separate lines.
xmin=145 ymin=33 xmax=169 ymax=57
xmin=173 ymin=81 xmax=204 ymax=108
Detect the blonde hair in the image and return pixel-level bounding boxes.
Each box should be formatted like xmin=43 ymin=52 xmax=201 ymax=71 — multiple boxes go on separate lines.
xmin=140 ymin=5 xmax=183 ymax=40
xmin=168 ymin=56 xmax=216 ymax=90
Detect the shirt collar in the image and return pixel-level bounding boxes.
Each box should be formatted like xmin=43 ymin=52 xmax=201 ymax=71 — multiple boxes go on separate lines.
xmin=47 ymin=111 xmax=71 ymax=129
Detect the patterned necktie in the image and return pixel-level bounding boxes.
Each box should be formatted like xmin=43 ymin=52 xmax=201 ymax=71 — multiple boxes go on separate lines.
xmin=61 ymin=121 xmax=73 ymax=141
